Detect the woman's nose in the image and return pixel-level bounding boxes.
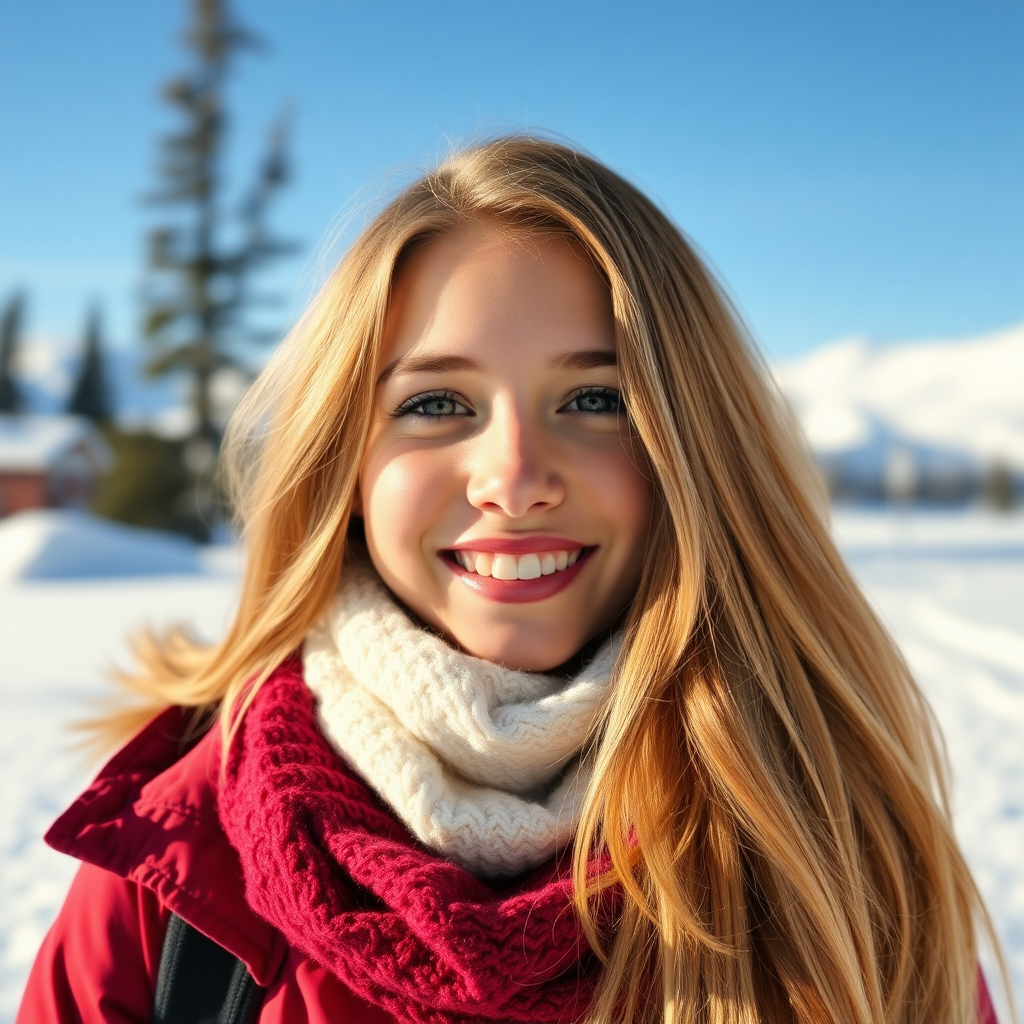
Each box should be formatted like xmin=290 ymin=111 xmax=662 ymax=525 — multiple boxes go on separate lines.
xmin=465 ymin=402 xmax=565 ymax=517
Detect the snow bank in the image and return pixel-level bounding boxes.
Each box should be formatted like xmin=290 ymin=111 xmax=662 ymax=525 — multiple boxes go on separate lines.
xmin=0 ymin=510 xmax=200 ymax=581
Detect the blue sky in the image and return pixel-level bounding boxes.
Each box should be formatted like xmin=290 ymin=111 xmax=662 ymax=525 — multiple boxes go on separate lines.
xmin=0 ymin=0 xmax=1021 ymax=362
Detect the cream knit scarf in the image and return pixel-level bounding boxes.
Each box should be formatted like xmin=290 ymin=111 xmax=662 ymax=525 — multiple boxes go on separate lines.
xmin=303 ymin=557 xmax=619 ymax=877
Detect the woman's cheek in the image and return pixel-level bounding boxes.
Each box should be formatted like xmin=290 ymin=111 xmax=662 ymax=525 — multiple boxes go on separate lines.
xmin=362 ymin=448 xmax=455 ymax=569
xmin=577 ymin=437 xmax=652 ymax=530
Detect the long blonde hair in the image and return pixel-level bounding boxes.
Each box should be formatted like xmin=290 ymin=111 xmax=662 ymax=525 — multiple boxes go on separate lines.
xmin=112 ymin=136 xmax=995 ymax=1024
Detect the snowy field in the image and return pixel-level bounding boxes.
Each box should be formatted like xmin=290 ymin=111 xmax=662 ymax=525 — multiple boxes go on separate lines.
xmin=1 ymin=510 xmax=1023 ymax=1021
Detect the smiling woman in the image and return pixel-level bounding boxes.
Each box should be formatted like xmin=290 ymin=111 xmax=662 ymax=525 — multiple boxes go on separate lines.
xmin=358 ymin=223 xmax=651 ymax=669
xmin=18 ymin=137 xmax=1000 ymax=1024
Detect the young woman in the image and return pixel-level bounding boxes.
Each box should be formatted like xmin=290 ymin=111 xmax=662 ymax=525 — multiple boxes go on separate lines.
xmin=19 ymin=137 xmax=1000 ymax=1024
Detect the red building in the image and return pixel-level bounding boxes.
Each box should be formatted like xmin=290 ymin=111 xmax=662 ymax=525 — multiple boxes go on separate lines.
xmin=0 ymin=415 xmax=114 ymax=517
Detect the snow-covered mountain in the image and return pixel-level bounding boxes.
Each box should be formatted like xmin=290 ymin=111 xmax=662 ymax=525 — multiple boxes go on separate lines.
xmin=774 ymin=323 xmax=1024 ymax=498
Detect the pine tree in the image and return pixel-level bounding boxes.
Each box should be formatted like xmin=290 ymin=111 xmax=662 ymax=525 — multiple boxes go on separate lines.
xmin=0 ymin=292 xmax=25 ymax=414
xmin=142 ymin=0 xmax=294 ymax=445
xmin=68 ymin=306 xmax=112 ymax=423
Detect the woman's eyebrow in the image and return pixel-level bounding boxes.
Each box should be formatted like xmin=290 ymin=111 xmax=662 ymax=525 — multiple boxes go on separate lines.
xmin=376 ymin=354 xmax=478 ymax=386
xmin=548 ymin=350 xmax=617 ymax=371
xmin=376 ymin=348 xmax=617 ymax=386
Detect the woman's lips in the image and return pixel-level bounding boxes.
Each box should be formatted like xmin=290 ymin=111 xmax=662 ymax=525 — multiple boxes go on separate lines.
xmin=447 ymin=535 xmax=585 ymax=556
xmin=441 ymin=547 xmax=594 ymax=603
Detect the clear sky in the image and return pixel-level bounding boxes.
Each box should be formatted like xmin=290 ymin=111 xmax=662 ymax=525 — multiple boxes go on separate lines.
xmin=0 ymin=0 xmax=1021 ymax=362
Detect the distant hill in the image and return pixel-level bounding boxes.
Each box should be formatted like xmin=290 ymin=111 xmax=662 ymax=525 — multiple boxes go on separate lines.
xmin=774 ymin=324 xmax=1024 ymax=501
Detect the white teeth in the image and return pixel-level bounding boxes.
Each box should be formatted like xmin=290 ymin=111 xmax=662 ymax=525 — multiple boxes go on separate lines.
xmin=492 ymin=553 xmax=519 ymax=580
xmin=454 ymin=548 xmax=584 ymax=578
xmin=517 ymin=553 xmax=542 ymax=580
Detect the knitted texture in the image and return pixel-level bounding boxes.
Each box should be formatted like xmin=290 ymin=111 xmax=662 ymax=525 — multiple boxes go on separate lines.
xmin=303 ymin=556 xmax=619 ymax=876
xmin=217 ymin=662 xmax=598 ymax=1024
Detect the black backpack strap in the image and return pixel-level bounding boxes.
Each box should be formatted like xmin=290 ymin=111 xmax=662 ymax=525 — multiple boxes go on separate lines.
xmin=152 ymin=912 xmax=263 ymax=1024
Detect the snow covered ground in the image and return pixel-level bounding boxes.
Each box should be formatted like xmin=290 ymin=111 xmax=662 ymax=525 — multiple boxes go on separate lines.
xmin=833 ymin=509 xmax=1024 ymax=1021
xmin=1 ymin=509 xmax=1022 ymax=1020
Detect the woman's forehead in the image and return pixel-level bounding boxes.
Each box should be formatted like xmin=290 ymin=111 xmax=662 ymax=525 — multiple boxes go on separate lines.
xmin=382 ymin=222 xmax=615 ymax=370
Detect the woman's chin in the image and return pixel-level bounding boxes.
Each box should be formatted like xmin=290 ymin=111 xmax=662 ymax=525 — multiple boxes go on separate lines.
xmin=448 ymin=625 xmax=590 ymax=673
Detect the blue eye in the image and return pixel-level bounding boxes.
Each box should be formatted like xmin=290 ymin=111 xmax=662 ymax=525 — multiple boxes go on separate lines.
xmin=562 ymin=387 xmax=620 ymax=414
xmin=394 ymin=390 xmax=471 ymax=418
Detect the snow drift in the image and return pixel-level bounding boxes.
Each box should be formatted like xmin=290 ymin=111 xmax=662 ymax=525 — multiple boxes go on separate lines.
xmin=0 ymin=509 xmax=200 ymax=581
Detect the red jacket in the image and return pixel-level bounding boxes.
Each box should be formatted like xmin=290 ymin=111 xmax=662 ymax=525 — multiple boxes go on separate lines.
xmin=17 ymin=706 xmax=394 ymax=1024
xmin=18 ymin=706 xmax=1000 ymax=1024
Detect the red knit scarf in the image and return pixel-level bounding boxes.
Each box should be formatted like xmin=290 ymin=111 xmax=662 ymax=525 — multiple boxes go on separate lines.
xmin=217 ymin=660 xmax=599 ymax=1024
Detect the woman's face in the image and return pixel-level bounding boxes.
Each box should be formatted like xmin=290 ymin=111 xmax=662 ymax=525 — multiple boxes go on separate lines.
xmin=357 ymin=221 xmax=653 ymax=671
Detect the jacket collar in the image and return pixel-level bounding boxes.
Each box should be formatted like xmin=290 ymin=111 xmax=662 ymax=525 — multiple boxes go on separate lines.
xmin=45 ymin=707 xmax=287 ymax=986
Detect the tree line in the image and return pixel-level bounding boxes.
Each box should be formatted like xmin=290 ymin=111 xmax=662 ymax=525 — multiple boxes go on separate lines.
xmin=0 ymin=293 xmax=111 ymax=422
